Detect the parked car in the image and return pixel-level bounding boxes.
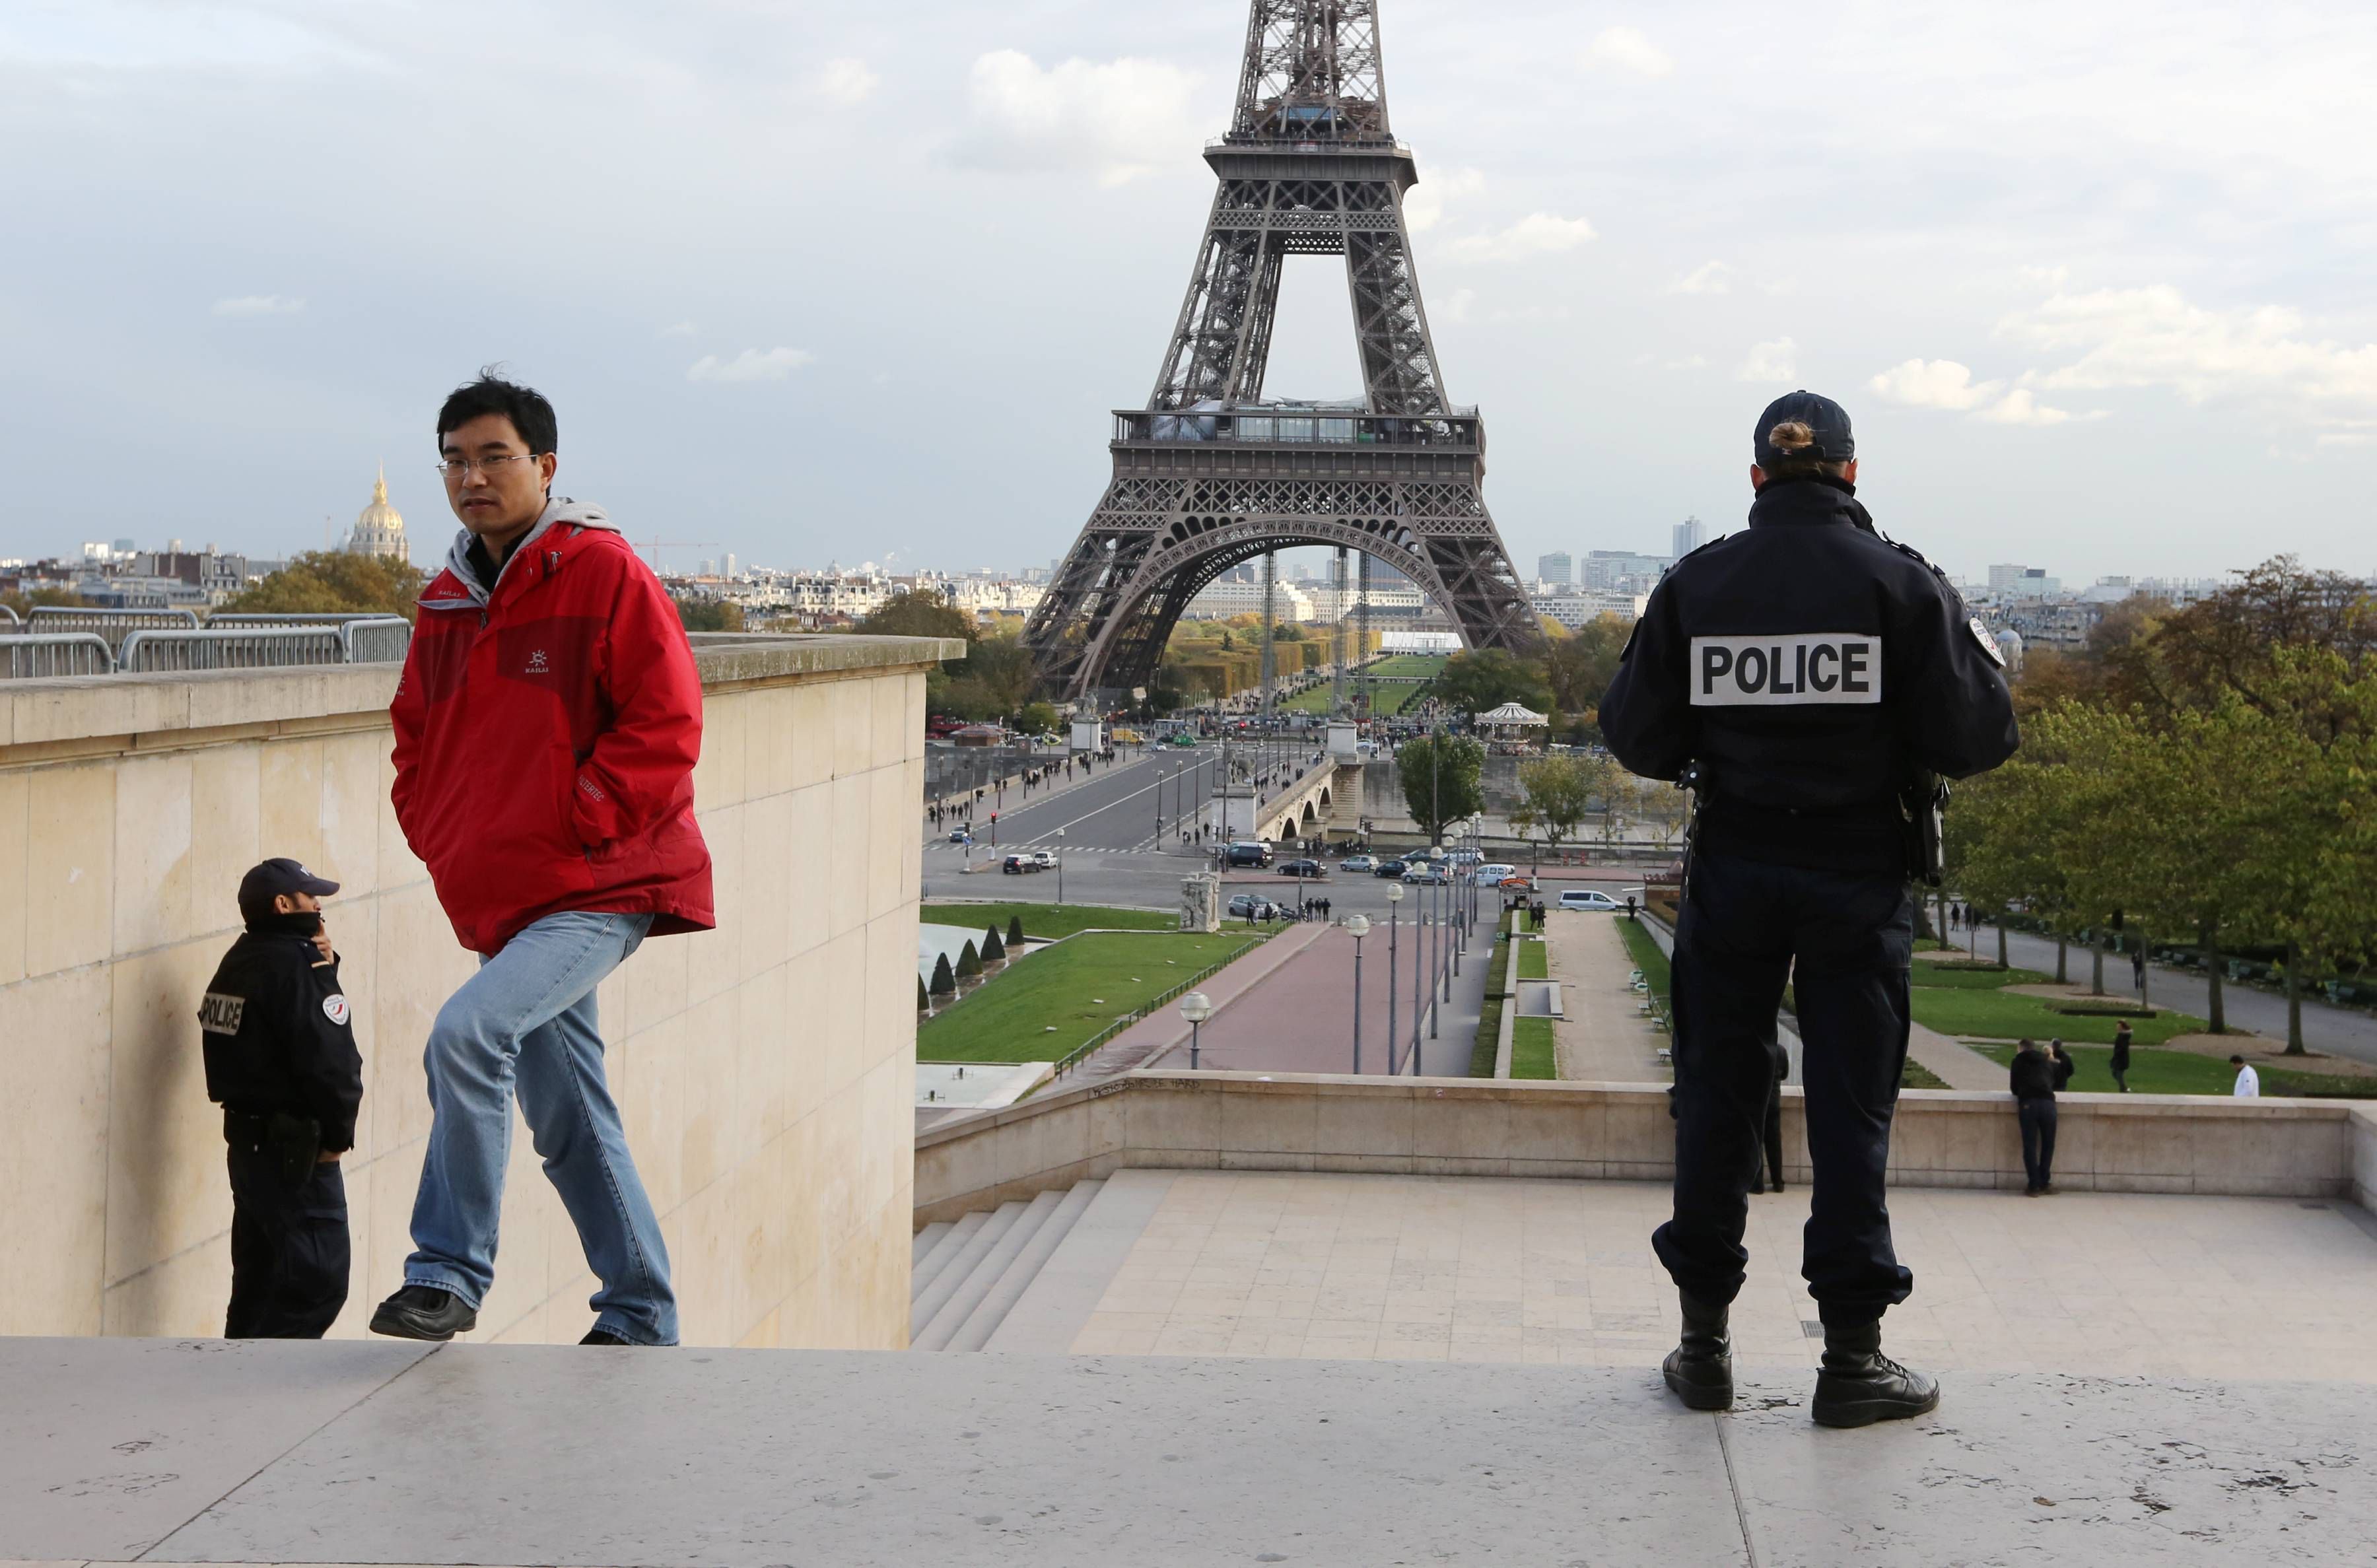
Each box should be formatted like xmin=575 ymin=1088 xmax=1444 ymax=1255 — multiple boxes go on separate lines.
xmin=1226 ymin=841 xmax=1272 ymax=868
xmin=1402 ymin=865 xmax=1449 ymax=885
xmin=1113 ymin=728 xmax=1144 ymax=745
xmin=1167 ymin=732 xmax=1199 ymax=747
xmin=1373 ymin=858 xmax=1409 ymax=878
xmin=1001 ymin=854 xmax=1040 ymax=875
xmin=1447 ymin=849 xmax=1482 ymax=866
xmin=1277 ymin=859 xmax=1326 ymax=879
xmin=1340 ymin=854 xmax=1379 ymax=874
xmin=1560 ymin=889 xmax=1622 ymax=911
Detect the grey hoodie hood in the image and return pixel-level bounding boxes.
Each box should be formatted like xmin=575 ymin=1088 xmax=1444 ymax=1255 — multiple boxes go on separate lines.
xmin=439 ymin=496 xmax=619 ymax=605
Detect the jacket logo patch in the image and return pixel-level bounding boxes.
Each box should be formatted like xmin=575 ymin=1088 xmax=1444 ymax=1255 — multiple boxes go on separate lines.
xmin=526 ymin=650 xmax=550 ymax=674
xmin=323 ymin=994 xmax=351 ymax=1027
xmin=199 ymin=992 xmax=246 ymax=1035
xmin=1690 ymin=634 xmax=1882 ymax=706
xmin=578 ymin=776 xmax=607 ymax=803
xmin=1970 ymin=617 xmax=2008 ymax=668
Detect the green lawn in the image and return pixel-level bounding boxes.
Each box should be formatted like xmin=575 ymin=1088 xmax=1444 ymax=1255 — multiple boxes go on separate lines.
xmin=922 ymin=901 xmax=1176 ymax=941
xmin=1912 ymin=963 xmax=2052 ymax=990
xmin=1908 ymin=985 xmax=2202 ymax=1045
xmin=1968 ymin=1043 xmax=2374 ymax=1098
xmin=1519 ymin=939 xmax=1548 ymax=981
xmin=1616 ymin=917 xmax=1671 ymax=998
xmin=1902 ymin=1059 xmax=1948 ymax=1089
xmin=1368 ymin=654 xmax=1450 ymax=679
xmin=1511 ymin=1017 xmax=1557 ymax=1079
xmin=918 ymin=930 xmax=1263 ymax=1063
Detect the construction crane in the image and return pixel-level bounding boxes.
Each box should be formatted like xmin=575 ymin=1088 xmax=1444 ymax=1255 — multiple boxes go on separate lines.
xmin=639 ymin=539 xmax=721 ymax=574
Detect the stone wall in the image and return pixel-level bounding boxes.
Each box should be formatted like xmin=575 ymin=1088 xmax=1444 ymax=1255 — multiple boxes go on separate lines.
xmin=914 ymin=1072 xmax=2371 ymax=1225
xmin=0 ymin=632 xmax=959 ymax=1347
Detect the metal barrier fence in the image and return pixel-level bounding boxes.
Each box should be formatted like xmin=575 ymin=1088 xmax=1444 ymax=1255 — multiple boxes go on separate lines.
xmin=118 ymin=625 xmax=345 ymax=673
xmin=27 ymin=606 xmax=201 ymax=651
xmin=0 ymin=605 xmax=18 ymax=629
xmin=0 ymin=634 xmax=117 ymax=679
xmin=338 ymin=617 xmax=412 ymax=663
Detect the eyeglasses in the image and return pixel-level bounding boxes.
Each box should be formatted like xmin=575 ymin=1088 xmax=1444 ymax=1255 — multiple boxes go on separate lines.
xmin=435 ymin=454 xmax=541 ymax=480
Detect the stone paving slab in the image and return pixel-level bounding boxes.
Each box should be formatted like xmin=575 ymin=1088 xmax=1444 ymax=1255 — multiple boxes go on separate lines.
xmin=0 ymin=1337 xmax=434 ymax=1562
xmin=6 ymin=1338 xmax=2372 ymax=1567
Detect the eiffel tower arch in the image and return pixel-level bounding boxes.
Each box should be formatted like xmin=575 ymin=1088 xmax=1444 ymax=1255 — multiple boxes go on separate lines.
xmin=1024 ymin=0 xmax=1540 ymax=703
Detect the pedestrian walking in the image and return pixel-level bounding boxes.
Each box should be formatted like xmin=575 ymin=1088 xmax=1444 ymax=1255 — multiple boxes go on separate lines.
xmin=370 ymin=373 xmax=710 ymax=1348
xmin=1748 ymin=1035 xmax=1788 ymax=1196
xmin=201 ymin=859 xmax=363 ymax=1338
xmin=2048 ymin=1037 xmax=2076 ymax=1093
xmin=2130 ymin=946 xmax=2147 ymax=994
xmin=2230 ymin=1054 xmax=2260 ymax=1097
xmin=2109 ymin=1019 xmax=2133 ymax=1093
xmin=2009 ymin=1038 xmax=2059 ymax=1195
xmin=1600 ymin=390 xmax=2019 ymax=1428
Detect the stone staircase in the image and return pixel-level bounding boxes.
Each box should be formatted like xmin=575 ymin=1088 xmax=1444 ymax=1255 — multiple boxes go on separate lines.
xmin=907 ymin=1180 xmax=1104 ymax=1351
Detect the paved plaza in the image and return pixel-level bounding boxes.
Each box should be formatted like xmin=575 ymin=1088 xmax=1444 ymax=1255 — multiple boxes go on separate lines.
xmin=1055 ymin=1170 xmax=2377 ymax=1381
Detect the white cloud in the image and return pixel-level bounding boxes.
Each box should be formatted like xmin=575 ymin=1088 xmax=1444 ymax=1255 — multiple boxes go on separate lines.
xmin=687 ymin=347 xmax=817 ymax=383
xmin=1667 ymin=261 xmax=1735 ymax=296
xmin=1443 ymin=213 xmax=1595 ymax=263
xmin=213 ymin=294 xmax=304 ymax=318
xmin=1736 ymin=338 xmax=1798 ymax=383
xmin=2000 ymin=284 xmax=2377 ymax=413
xmin=1665 ymin=355 xmax=1709 ymax=371
xmin=1582 ymin=26 xmax=1673 ymax=79
xmin=1403 ymin=167 xmax=1484 ymax=234
xmin=817 ymin=57 xmax=878 ymax=105
xmin=1973 ymin=388 xmax=2093 ymax=426
xmin=658 ymin=320 xmax=699 ymax=339
xmin=953 ymin=50 xmax=1200 ymax=186
xmin=1445 ymin=288 xmax=1476 ymax=325
xmin=1867 ymin=358 xmax=2003 ymax=411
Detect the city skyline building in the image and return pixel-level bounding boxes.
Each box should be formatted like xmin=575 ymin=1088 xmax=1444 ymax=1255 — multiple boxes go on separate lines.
xmin=345 ymin=466 xmax=408 ymax=561
xmin=1671 ymin=517 xmax=1708 ymax=559
xmin=1536 ymin=551 xmax=1573 ymax=586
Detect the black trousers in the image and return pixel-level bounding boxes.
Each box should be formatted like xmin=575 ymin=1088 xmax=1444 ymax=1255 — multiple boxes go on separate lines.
xmin=1654 ymin=850 xmax=1915 ymax=1328
xmin=226 ymin=1144 xmax=351 ymax=1339
xmin=2018 ymin=1098 xmax=2059 ymax=1191
xmin=1752 ymin=1069 xmax=1786 ymax=1192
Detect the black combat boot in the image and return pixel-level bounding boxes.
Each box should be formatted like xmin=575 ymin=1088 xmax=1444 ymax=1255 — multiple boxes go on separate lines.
xmin=1661 ymin=1291 xmax=1733 ymax=1411
xmin=369 ymin=1284 xmax=478 ymax=1342
xmin=1810 ymin=1320 xmax=1939 ymax=1428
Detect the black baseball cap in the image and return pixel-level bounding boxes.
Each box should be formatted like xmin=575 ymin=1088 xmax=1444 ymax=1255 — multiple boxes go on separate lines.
xmin=239 ymin=858 xmax=339 ymax=923
xmin=1754 ymin=390 xmax=1856 ymax=468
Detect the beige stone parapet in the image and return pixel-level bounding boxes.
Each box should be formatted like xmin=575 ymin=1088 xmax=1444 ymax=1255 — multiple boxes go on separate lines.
xmin=2355 ymin=1103 xmax=2377 ymax=1214
xmin=0 ymin=632 xmax=959 ymax=1347
xmin=914 ymin=1071 xmax=2368 ymax=1226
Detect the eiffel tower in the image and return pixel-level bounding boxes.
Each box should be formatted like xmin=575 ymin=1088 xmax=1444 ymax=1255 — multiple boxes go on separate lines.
xmin=1023 ymin=0 xmax=1539 ymax=703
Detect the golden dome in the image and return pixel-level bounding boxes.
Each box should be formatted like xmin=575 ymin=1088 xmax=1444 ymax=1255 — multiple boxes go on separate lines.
xmin=348 ymin=463 xmax=409 ymax=559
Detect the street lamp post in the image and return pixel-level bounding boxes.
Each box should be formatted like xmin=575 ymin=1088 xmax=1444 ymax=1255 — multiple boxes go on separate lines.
xmin=1344 ymin=912 xmax=1371 ymax=1074
xmin=1412 ymin=875 xmax=1426 ymax=1072
xmin=1180 ymin=990 xmax=1212 ymax=1070
xmin=1055 ymin=827 xmax=1065 ymax=906
xmin=1385 ymin=882 xmax=1403 ymax=1074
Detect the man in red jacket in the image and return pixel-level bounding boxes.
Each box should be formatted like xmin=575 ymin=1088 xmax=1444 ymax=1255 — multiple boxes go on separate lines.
xmin=370 ymin=375 xmax=712 ymax=1347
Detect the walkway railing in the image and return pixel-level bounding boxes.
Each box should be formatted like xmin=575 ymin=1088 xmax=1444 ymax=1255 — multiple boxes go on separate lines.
xmin=27 ymin=606 xmax=200 ymax=651
xmin=115 ymin=617 xmax=410 ymax=672
xmin=0 ymin=634 xmax=116 ymax=679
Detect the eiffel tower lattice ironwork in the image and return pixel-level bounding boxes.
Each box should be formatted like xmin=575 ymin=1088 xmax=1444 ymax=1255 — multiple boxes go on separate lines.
xmin=1023 ymin=0 xmax=1539 ymax=702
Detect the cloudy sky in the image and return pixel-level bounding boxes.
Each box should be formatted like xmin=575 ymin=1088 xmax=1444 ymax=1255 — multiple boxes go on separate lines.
xmin=3 ymin=0 xmax=2374 ymax=584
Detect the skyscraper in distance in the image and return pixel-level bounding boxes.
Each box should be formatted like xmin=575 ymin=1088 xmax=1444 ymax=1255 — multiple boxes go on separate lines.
xmin=1671 ymin=517 xmax=1708 ymax=559
xmin=1537 ymin=551 xmax=1572 ymax=586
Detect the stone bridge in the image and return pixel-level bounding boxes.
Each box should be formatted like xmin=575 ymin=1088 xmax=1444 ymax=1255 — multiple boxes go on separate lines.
xmin=1254 ymin=757 xmax=1367 ymax=844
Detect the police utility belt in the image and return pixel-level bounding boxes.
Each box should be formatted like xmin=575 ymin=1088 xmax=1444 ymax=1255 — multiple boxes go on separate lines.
xmin=224 ymin=1108 xmax=324 ymax=1186
xmin=1680 ymin=765 xmax=1949 ymax=887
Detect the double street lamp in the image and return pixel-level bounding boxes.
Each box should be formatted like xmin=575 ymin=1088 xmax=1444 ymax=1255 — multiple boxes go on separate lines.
xmin=1344 ymin=912 xmax=1371 ymax=1074
xmin=1385 ymin=882 xmax=1403 ymax=1074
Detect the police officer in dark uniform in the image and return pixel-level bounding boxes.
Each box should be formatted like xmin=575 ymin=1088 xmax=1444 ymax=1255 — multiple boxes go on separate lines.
xmin=1600 ymin=392 xmax=2018 ymax=1427
xmin=199 ymin=858 xmax=364 ymax=1338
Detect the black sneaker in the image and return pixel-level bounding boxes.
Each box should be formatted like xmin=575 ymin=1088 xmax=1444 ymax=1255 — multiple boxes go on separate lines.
xmin=1811 ymin=1321 xmax=1940 ymax=1428
xmin=580 ymin=1328 xmax=634 ymax=1346
xmin=369 ymin=1284 xmax=478 ymax=1342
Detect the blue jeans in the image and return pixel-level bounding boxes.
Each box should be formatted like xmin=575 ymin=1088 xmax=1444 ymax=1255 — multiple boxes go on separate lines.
xmin=404 ymin=910 xmax=677 ymax=1344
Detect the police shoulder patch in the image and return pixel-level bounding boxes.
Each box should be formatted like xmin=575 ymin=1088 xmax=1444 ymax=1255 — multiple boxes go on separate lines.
xmin=322 ymin=994 xmax=351 ymax=1027
xmin=1970 ymin=617 xmax=2008 ymax=667
xmin=199 ymin=992 xmax=246 ymax=1036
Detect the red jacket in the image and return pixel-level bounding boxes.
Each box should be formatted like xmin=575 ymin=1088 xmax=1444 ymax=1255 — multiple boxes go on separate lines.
xmin=391 ymin=500 xmax=714 ymax=955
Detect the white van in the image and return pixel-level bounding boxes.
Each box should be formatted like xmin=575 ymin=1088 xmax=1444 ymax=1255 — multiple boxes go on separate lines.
xmin=1558 ymin=889 xmax=1623 ymax=912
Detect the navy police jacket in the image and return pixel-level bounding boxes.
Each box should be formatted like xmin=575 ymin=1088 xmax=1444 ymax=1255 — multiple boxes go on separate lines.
xmin=197 ymin=916 xmax=364 ymax=1153
xmin=1599 ymin=477 xmax=2019 ymax=866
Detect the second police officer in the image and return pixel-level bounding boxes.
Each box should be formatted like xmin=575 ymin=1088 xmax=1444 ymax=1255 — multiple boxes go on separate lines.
xmin=1599 ymin=392 xmax=2018 ymax=1427
xmin=197 ymin=858 xmax=364 ymax=1338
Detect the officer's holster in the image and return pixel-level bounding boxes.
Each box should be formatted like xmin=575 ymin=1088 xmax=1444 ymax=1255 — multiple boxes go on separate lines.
xmin=224 ymin=1108 xmax=323 ymax=1188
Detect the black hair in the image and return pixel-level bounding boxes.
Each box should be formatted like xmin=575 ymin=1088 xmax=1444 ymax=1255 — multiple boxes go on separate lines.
xmin=436 ymin=368 xmax=557 ymax=454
